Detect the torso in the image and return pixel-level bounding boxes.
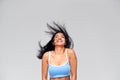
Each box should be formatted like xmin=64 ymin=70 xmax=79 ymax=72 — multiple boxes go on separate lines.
xmin=48 ymin=48 xmax=70 ymax=80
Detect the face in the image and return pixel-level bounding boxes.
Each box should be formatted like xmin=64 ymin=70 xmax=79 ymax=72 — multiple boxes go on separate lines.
xmin=53 ymin=32 xmax=66 ymax=47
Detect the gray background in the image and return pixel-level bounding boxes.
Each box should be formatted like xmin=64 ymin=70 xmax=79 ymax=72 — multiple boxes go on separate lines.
xmin=0 ymin=0 xmax=120 ymax=80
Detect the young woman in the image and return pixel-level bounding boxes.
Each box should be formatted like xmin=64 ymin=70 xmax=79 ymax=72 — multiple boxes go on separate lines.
xmin=37 ymin=22 xmax=77 ymax=80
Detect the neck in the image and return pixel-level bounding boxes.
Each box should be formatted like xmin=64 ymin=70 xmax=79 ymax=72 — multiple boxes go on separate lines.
xmin=54 ymin=46 xmax=65 ymax=54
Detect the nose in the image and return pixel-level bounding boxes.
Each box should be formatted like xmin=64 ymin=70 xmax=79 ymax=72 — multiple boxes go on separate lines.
xmin=57 ymin=38 xmax=61 ymax=40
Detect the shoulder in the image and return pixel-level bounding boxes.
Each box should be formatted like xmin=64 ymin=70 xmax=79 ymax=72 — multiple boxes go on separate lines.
xmin=66 ymin=48 xmax=76 ymax=58
xmin=67 ymin=48 xmax=74 ymax=52
xmin=42 ymin=51 xmax=49 ymax=60
xmin=67 ymin=48 xmax=75 ymax=54
xmin=66 ymin=48 xmax=77 ymax=64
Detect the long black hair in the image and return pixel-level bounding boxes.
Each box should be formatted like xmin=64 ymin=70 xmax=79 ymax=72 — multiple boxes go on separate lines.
xmin=37 ymin=22 xmax=74 ymax=59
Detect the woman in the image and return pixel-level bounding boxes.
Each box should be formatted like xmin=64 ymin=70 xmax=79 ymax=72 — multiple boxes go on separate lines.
xmin=37 ymin=22 xmax=77 ymax=80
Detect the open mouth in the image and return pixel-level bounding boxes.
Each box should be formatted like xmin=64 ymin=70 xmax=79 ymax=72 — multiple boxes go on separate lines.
xmin=57 ymin=39 xmax=63 ymax=42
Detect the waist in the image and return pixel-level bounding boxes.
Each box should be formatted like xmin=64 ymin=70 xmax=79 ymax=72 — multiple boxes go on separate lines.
xmin=50 ymin=76 xmax=70 ymax=80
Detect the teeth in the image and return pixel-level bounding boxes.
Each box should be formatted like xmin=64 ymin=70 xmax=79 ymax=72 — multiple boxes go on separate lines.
xmin=57 ymin=40 xmax=62 ymax=42
xmin=58 ymin=41 xmax=62 ymax=42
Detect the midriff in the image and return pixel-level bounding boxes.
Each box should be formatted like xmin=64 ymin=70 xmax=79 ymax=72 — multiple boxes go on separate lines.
xmin=50 ymin=76 xmax=70 ymax=80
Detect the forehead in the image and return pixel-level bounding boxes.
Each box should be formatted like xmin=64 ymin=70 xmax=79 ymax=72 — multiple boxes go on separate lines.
xmin=55 ymin=32 xmax=64 ymax=36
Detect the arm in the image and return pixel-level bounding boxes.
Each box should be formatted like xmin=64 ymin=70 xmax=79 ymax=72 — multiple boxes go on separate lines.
xmin=68 ymin=49 xmax=77 ymax=80
xmin=42 ymin=52 xmax=49 ymax=80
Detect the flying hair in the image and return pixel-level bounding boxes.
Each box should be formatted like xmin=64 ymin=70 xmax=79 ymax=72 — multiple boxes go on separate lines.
xmin=37 ymin=22 xmax=74 ymax=59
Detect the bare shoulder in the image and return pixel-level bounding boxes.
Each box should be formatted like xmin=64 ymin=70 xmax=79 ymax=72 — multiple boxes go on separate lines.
xmin=67 ymin=48 xmax=76 ymax=58
xmin=67 ymin=48 xmax=75 ymax=54
xmin=42 ymin=51 xmax=49 ymax=60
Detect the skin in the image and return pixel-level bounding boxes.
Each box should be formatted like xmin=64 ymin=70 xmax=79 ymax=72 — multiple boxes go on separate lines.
xmin=42 ymin=33 xmax=77 ymax=80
